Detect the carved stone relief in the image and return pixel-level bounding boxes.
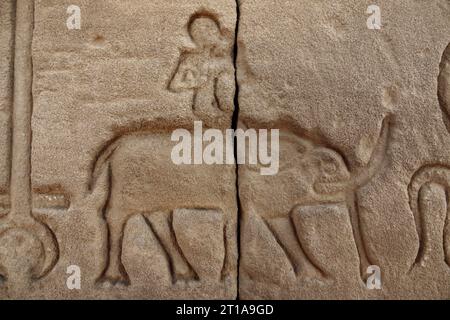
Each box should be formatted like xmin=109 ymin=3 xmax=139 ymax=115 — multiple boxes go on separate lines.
xmin=0 ymin=0 xmax=449 ymax=300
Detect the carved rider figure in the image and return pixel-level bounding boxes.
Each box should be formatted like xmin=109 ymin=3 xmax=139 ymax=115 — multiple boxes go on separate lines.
xmin=169 ymin=13 xmax=235 ymax=117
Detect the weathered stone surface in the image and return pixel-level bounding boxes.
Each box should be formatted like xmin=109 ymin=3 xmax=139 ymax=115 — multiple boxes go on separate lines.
xmin=238 ymin=0 xmax=450 ymax=299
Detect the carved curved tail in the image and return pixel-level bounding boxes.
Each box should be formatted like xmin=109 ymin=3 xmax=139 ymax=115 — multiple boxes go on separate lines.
xmin=408 ymin=165 xmax=450 ymax=268
xmin=89 ymin=138 xmax=122 ymax=192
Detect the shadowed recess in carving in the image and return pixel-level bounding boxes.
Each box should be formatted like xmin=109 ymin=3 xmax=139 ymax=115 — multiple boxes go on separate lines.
xmin=438 ymin=43 xmax=450 ymax=132
xmin=32 ymin=185 xmax=70 ymax=210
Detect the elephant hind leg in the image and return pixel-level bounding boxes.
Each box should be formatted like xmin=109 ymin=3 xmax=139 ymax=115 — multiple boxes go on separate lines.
xmin=98 ymin=209 xmax=130 ymax=286
xmin=143 ymin=212 xmax=197 ymax=284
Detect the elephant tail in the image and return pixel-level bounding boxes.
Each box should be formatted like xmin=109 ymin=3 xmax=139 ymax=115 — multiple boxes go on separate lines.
xmin=408 ymin=165 xmax=450 ymax=267
xmin=88 ymin=137 xmax=122 ymax=193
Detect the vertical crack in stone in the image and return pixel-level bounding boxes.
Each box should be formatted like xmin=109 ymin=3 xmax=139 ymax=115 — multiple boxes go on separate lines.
xmin=232 ymin=0 xmax=241 ymax=300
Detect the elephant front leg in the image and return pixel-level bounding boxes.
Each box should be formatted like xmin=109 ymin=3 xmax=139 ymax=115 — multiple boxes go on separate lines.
xmin=99 ymin=211 xmax=130 ymax=286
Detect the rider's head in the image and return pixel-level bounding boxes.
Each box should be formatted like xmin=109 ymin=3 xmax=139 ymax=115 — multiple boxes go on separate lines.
xmin=188 ymin=14 xmax=222 ymax=49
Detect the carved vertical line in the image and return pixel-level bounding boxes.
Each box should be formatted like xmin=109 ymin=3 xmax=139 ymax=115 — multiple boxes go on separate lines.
xmin=5 ymin=0 xmax=16 ymax=196
xmin=346 ymin=191 xmax=372 ymax=280
xmin=10 ymin=0 xmax=34 ymax=218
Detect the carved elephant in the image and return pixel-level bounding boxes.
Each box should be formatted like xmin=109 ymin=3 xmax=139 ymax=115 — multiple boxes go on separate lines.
xmin=240 ymin=116 xmax=391 ymax=280
xmin=88 ymin=129 xmax=236 ymax=285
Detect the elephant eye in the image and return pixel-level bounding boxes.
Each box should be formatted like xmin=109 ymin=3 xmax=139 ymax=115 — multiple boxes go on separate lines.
xmin=322 ymin=158 xmax=337 ymax=175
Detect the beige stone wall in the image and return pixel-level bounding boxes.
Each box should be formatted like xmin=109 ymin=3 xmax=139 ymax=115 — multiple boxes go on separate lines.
xmin=0 ymin=0 xmax=449 ymax=299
